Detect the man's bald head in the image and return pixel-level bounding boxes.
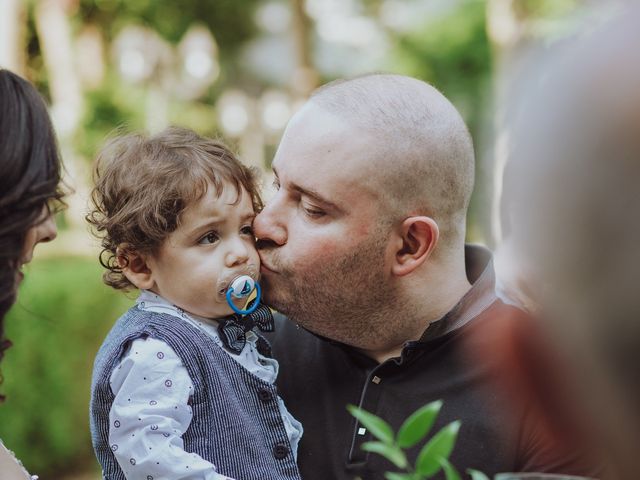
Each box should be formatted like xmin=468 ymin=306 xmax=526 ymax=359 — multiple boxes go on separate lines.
xmin=309 ymin=74 xmax=475 ymax=249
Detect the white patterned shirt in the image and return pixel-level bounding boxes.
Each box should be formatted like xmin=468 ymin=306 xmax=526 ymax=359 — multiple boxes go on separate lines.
xmin=107 ymin=290 xmax=303 ymax=480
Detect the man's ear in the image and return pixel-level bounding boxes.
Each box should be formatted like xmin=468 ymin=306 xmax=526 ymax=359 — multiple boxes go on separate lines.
xmin=392 ymin=216 xmax=439 ymax=277
xmin=117 ymin=246 xmax=155 ymax=290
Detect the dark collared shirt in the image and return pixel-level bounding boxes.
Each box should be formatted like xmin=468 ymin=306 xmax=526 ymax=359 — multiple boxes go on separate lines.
xmin=269 ymin=245 xmax=600 ymax=480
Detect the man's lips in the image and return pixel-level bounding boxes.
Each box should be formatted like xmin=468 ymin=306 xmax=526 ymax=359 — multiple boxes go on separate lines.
xmin=260 ymin=263 xmax=277 ymax=274
xmin=257 ymin=250 xmax=278 ymax=274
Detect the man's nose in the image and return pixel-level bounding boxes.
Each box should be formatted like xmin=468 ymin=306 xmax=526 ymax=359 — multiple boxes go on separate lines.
xmin=254 ymin=199 xmax=287 ymax=247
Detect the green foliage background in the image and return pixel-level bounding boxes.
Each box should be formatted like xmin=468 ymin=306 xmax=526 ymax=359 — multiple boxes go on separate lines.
xmin=384 ymin=0 xmax=493 ymax=242
xmin=0 ymin=0 xmax=584 ymax=477
xmin=0 ymin=257 xmax=134 ymax=477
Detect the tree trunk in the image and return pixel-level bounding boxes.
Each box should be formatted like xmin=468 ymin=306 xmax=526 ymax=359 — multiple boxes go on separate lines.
xmin=34 ymin=0 xmax=89 ymax=235
xmin=486 ymin=0 xmax=525 ymax=245
xmin=0 ymin=0 xmax=27 ymax=75
xmin=290 ymin=0 xmax=319 ymax=99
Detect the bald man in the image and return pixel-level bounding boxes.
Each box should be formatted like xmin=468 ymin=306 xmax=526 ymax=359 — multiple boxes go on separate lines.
xmin=254 ymin=74 xmax=599 ymax=479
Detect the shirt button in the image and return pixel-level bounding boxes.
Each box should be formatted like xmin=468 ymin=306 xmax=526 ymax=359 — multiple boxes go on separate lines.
xmin=258 ymin=388 xmax=272 ymax=402
xmin=273 ymin=443 xmax=289 ymax=459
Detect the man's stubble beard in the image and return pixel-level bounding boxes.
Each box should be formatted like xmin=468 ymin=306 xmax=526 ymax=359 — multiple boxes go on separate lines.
xmin=262 ymin=233 xmax=411 ymax=350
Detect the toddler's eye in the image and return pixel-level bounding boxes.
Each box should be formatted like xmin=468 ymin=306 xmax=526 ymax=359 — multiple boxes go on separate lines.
xmin=241 ymin=225 xmax=254 ymax=236
xmin=199 ymin=232 xmax=219 ymax=245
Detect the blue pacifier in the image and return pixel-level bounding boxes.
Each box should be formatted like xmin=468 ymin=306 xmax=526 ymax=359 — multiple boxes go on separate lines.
xmin=225 ymin=275 xmax=261 ymax=315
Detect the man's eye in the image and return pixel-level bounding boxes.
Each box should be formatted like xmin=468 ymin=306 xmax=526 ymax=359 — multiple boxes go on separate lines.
xmin=199 ymin=232 xmax=219 ymax=244
xmin=241 ymin=225 xmax=254 ymax=236
xmin=302 ymin=204 xmax=326 ymax=218
xmin=272 ymin=178 xmax=281 ymax=191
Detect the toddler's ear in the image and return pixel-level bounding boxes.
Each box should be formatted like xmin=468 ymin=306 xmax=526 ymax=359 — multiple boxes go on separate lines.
xmin=117 ymin=245 xmax=155 ymax=290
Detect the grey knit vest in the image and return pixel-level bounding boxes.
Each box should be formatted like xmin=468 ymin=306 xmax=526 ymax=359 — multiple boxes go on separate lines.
xmin=90 ymin=306 xmax=301 ymax=480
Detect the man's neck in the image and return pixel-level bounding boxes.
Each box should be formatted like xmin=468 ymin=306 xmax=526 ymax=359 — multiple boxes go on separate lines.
xmin=358 ymin=260 xmax=472 ymax=364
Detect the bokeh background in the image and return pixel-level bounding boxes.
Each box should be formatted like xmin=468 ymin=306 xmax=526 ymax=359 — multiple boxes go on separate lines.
xmin=0 ymin=0 xmax=591 ymax=478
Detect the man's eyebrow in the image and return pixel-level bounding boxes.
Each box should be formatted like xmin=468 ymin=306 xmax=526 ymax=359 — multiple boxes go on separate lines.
xmin=292 ymin=184 xmax=341 ymax=211
xmin=272 ymin=165 xmax=342 ymax=211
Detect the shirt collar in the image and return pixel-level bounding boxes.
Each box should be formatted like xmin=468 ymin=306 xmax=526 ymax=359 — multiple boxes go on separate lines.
xmin=136 ymin=290 xmax=220 ymax=326
xmin=415 ymin=244 xmax=497 ymax=343
xmin=136 ymin=290 xmax=263 ymax=344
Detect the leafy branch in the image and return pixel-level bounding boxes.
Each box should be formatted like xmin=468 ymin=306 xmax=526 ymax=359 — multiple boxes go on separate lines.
xmin=347 ymin=400 xmax=489 ymax=480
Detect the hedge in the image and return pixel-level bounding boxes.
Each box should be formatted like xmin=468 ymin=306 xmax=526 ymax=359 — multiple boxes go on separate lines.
xmin=0 ymin=256 xmax=134 ymax=478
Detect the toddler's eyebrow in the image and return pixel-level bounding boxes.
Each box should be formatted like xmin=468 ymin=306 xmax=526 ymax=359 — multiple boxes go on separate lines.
xmin=188 ymin=211 xmax=255 ymax=236
xmin=187 ymin=220 xmax=220 ymax=237
xmin=241 ymin=211 xmax=257 ymax=222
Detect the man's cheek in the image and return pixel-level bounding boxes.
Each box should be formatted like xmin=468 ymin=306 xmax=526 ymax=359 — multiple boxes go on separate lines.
xmin=303 ymin=241 xmax=341 ymax=262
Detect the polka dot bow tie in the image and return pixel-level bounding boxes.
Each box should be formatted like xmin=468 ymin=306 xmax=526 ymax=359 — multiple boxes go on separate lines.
xmin=217 ymin=303 xmax=275 ymax=356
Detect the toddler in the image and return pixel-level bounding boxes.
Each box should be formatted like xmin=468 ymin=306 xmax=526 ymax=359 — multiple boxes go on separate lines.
xmin=88 ymin=127 xmax=302 ymax=480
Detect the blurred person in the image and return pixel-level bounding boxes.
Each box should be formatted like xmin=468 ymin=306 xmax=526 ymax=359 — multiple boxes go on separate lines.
xmin=87 ymin=127 xmax=302 ymax=480
xmin=254 ymin=74 xmax=601 ymax=479
xmin=0 ymin=69 xmax=62 ymax=365
xmin=0 ymin=69 xmax=63 ymax=477
xmin=496 ymin=4 xmax=640 ymax=479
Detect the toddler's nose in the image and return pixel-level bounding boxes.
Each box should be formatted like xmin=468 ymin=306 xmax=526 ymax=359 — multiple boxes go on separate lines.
xmin=225 ymin=237 xmax=250 ymax=268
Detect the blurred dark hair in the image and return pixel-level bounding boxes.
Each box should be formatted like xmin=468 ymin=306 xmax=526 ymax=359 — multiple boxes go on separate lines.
xmin=0 ymin=69 xmax=65 ymax=396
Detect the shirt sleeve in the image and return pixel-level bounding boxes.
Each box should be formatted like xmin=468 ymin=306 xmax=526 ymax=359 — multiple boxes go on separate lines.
xmin=108 ymin=336 xmax=235 ymax=480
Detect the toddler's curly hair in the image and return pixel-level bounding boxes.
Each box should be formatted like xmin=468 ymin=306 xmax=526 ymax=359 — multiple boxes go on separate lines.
xmin=86 ymin=126 xmax=263 ymax=290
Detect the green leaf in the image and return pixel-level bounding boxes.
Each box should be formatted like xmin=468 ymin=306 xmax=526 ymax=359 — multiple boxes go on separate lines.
xmin=397 ymin=400 xmax=443 ymax=448
xmin=466 ymin=469 xmax=490 ymax=480
xmin=385 ymin=473 xmax=416 ymax=480
xmin=415 ymin=420 xmax=461 ymax=476
xmin=361 ymin=441 xmax=408 ymax=469
xmin=347 ymin=404 xmax=394 ymax=445
xmin=439 ymin=457 xmax=461 ymax=480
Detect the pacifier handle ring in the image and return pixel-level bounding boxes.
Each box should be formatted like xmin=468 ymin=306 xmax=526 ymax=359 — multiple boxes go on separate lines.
xmin=226 ymin=282 xmax=261 ymax=315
